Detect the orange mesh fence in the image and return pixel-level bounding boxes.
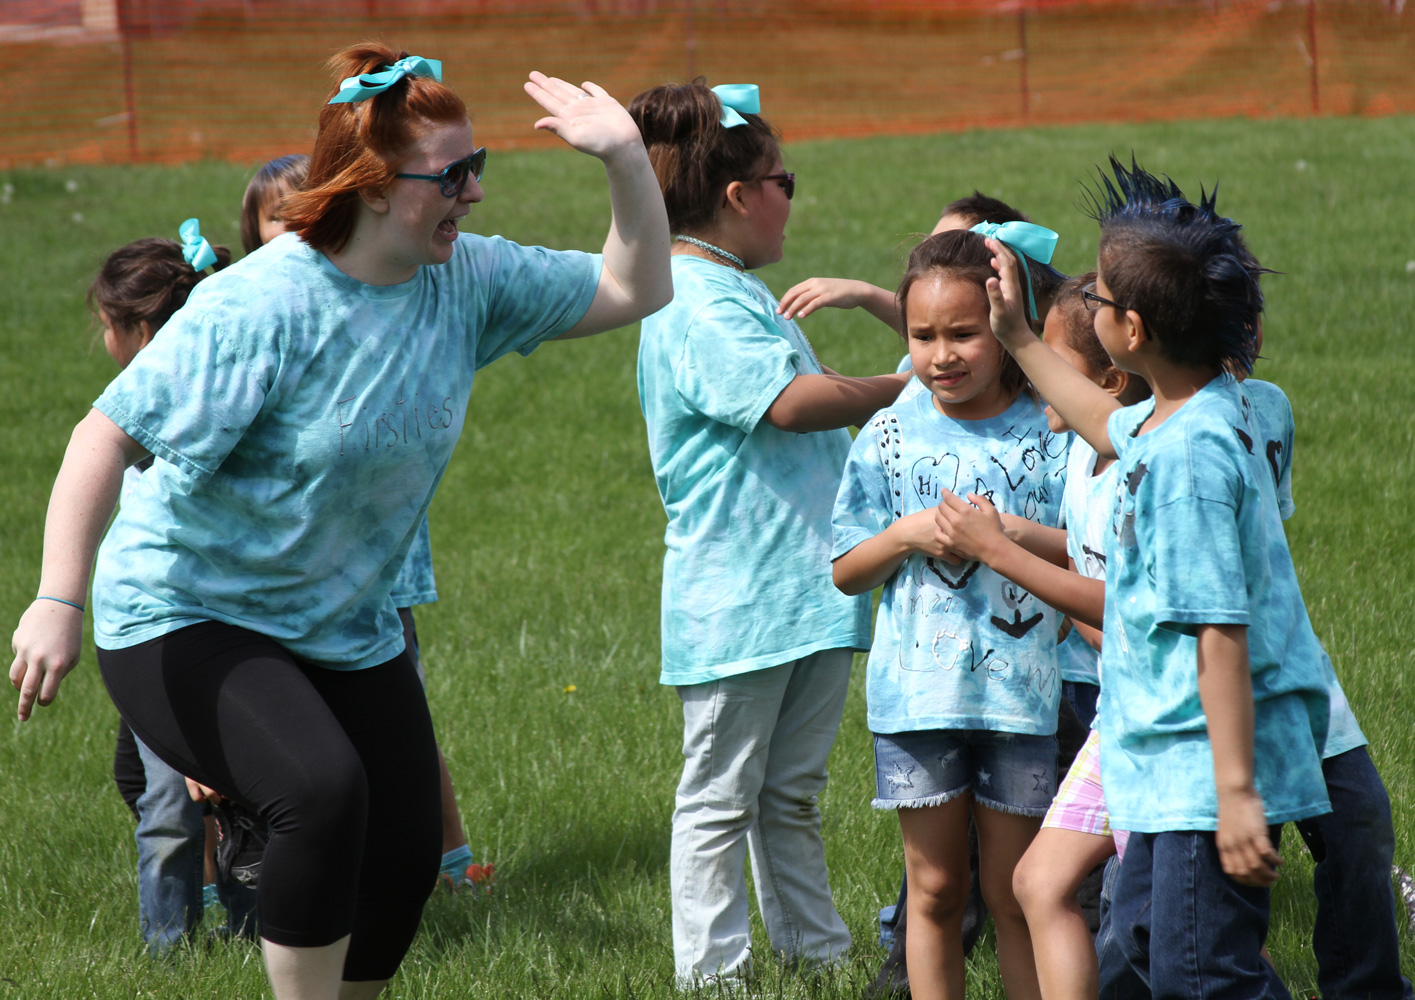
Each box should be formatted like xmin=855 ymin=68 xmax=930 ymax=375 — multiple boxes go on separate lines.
xmin=2 ymin=0 xmax=1411 ymax=168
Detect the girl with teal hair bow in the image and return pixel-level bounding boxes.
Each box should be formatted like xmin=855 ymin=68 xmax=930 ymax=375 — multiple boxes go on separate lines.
xmin=85 ymin=230 xmax=260 ymax=956
xmin=831 ymin=226 xmax=1072 ymax=1000
xmin=627 ymin=77 xmax=910 ymax=989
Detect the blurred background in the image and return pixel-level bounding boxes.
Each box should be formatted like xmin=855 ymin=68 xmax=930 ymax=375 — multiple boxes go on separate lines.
xmin=3 ymin=0 xmax=1412 ymax=168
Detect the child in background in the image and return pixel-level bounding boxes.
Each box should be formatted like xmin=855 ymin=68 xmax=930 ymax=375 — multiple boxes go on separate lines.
xmin=985 ymin=157 xmax=1332 ymax=999
xmin=932 ymin=273 xmax=1151 ymax=1000
xmin=832 ymin=227 xmax=1068 ymax=1000
xmin=1235 ymin=362 xmax=1411 ymax=1000
xmin=239 ymin=155 xmax=486 ymax=892
xmin=777 ymin=191 xmax=1031 ymax=331
xmin=92 ymin=227 xmax=259 ymax=951
xmin=238 ymin=154 xmax=308 ymax=254
xmin=628 ymin=79 xmax=908 ymax=986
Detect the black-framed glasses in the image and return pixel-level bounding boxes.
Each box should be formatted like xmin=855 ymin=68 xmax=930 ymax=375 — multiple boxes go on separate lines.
xmin=1081 ymin=281 xmax=1127 ymax=313
xmin=395 ymin=147 xmax=487 ymax=198
xmin=760 ymin=171 xmax=795 ymax=200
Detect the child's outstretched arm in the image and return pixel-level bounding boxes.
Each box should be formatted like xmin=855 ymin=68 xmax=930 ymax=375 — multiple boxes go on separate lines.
xmin=765 ymin=371 xmax=911 ymax=432
xmin=983 ymin=238 xmax=1121 ymax=457
xmin=778 ymin=278 xmax=902 ymax=332
xmin=1196 ymin=622 xmax=1281 ymax=887
xmin=933 ymin=489 xmax=1105 ymax=628
xmin=833 ymin=507 xmax=950 ymax=595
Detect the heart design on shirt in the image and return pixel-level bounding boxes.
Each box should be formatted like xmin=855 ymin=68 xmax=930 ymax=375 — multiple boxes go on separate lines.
xmin=910 ymin=453 xmax=959 ymax=507
xmin=910 ymin=453 xmax=979 ymax=590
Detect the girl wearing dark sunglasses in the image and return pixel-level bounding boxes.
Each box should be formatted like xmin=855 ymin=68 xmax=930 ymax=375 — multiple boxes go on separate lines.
xmin=10 ymin=42 xmax=669 ymax=1000
xmin=626 ymin=79 xmax=908 ymax=988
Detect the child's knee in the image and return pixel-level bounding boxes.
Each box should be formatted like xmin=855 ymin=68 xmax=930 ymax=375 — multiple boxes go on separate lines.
xmin=910 ymin=867 xmax=970 ymax=922
xmin=1011 ymin=851 xmax=1057 ymax=913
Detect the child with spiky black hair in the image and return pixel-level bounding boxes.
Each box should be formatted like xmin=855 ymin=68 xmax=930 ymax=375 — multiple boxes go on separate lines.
xmin=981 ymin=156 xmax=1334 ymax=1000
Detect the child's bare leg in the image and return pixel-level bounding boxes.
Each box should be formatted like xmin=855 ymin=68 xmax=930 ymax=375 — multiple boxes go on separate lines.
xmin=1013 ymin=827 xmax=1116 ymax=1000
xmin=437 ymin=748 xmax=466 ymax=854
xmin=205 ymin=813 xmax=219 ymax=883
xmin=898 ymin=796 xmax=973 ymax=1000
xmin=974 ymin=803 xmax=1044 ymax=1000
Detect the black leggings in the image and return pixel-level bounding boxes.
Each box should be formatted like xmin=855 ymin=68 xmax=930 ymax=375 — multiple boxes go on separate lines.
xmin=98 ymin=621 xmax=441 ymax=981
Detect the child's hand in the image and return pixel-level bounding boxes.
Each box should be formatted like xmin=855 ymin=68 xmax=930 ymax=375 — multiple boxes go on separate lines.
xmin=933 ymin=489 xmax=1007 ymax=565
xmin=185 ymin=776 xmax=224 ymax=804
xmin=1216 ymin=787 xmax=1282 ymax=887
xmin=983 ymin=237 xmax=1036 ymax=349
xmin=893 ymin=508 xmax=958 ymax=559
xmin=779 ymin=278 xmax=880 ymax=320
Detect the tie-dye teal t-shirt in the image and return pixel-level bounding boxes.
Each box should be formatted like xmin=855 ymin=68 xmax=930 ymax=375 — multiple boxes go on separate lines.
xmin=390 ymin=516 xmax=437 ymax=609
xmin=1098 ymin=375 xmax=1331 ymax=832
xmin=1239 ymin=378 xmax=1365 ymax=760
xmin=1054 ymin=438 xmax=1113 ymax=688
xmin=637 ymin=255 xmax=871 ymax=686
xmin=832 ymin=390 xmax=1069 ymax=736
xmin=92 ymin=232 xmax=599 ymax=670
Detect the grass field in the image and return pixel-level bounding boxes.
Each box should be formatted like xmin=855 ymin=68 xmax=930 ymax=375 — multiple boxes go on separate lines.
xmin=1 ymin=114 xmax=1413 ymax=998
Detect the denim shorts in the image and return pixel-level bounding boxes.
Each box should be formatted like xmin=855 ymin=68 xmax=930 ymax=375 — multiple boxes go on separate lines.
xmin=872 ymin=728 xmax=1058 ymax=816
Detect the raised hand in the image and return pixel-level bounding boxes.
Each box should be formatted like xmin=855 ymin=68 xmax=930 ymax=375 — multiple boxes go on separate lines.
xmin=524 ymin=73 xmax=643 ymax=163
xmin=983 ymin=236 xmax=1035 ymax=349
xmin=778 ymin=277 xmax=873 ymax=317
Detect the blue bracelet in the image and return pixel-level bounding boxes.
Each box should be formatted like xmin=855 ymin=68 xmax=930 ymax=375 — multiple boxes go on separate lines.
xmin=37 ymin=595 xmax=84 ymax=613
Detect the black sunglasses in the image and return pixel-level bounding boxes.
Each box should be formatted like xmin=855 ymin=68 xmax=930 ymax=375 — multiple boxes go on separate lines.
xmin=760 ymin=171 xmax=795 ymax=200
xmin=395 ymin=147 xmax=487 ymax=198
xmin=1081 ymin=281 xmax=1128 ymax=313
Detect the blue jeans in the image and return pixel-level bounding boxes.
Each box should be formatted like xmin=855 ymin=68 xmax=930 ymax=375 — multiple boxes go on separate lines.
xmin=1107 ymin=829 xmax=1291 ymax=1000
xmin=134 ymin=738 xmax=257 ymax=952
xmin=1063 ymin=680 xmax=1100 ymax=730
xmin=1295 ymin=747 xmax=1413 ymax=1000
xmin=1097 ymin=854 xmax=1148 ymax=1000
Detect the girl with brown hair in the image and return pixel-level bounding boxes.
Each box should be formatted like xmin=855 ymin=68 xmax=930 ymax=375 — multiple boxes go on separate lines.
xmin=628 ymin=79 xmax=907 ymax=986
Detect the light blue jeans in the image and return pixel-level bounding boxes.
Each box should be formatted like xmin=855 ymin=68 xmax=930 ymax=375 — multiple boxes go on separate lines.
xmin=134 ymin=737 xmax=257 ymax=952
xmin=670 ymin=648 xmax=854 ymax=986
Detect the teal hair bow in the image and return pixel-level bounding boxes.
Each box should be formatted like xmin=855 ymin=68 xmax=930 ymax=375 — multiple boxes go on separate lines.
xmin=712 ymin=84 xmax=760 ymax=129
xmin=970 ymin=220 xmax=1059 ymax=322
xmin=328 ymin=56 xmax=442 ymax=105
xmin=178 ymin=218 xmax=217 ymax=272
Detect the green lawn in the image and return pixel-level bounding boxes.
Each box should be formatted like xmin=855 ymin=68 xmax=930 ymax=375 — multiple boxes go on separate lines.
xmin=1 ymin=114 xmax=1412 ymax=998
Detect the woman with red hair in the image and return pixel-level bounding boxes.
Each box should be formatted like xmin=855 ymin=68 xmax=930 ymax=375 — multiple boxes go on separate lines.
xmin=9 ymin=43 xmax=669 ymax=999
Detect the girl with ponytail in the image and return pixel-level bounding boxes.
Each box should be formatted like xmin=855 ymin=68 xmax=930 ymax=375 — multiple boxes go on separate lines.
xmin=628 ymin=79 xmax=907 ymax=987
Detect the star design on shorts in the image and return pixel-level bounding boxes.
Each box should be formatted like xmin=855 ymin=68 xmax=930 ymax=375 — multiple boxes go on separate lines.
xmin=1033 ymin=773 xmax=1050 ymax=794
xmin=977 ymin=769 xmax=992 ymax=785
xmin=888 ymin=763 xmax=916 ymax=793
xmin=939 ymin=749 xmax=960 ymax=765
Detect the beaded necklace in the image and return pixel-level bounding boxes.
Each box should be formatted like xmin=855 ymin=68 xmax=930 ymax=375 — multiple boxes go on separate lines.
xmin=673 ymin=234 xmax=745 ymax=270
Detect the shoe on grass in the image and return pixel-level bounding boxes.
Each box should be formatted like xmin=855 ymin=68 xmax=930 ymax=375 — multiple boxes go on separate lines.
xmin=213 ymin=800 xmax=269 ymax=888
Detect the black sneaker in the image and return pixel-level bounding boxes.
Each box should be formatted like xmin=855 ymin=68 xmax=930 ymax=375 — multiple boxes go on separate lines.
xmin=213 ymin=800 xmax=269 ymax=888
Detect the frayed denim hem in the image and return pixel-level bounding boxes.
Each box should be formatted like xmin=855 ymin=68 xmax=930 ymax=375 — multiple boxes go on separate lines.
xmin=872 ymin=785 xmax=970 ymax=810
xmin=974 ymin=792 xmax=1049 ymax=818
